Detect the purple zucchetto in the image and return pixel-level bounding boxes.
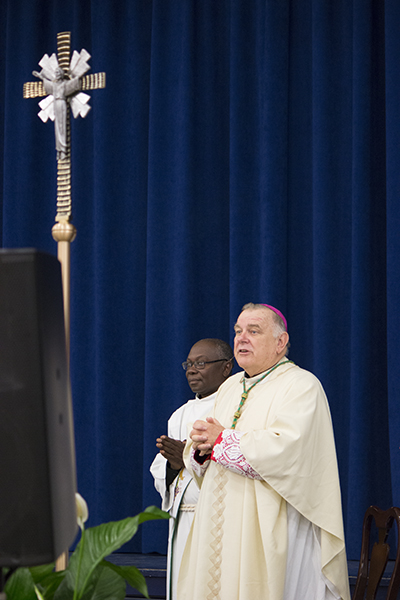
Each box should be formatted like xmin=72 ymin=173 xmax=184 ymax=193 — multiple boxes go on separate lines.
xmin=260 ymin=304 xmax=287 ymax=331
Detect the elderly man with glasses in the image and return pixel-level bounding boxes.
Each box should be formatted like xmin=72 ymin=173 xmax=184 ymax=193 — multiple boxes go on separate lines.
xmin=150 ymin=338 xmax=233 ymax=600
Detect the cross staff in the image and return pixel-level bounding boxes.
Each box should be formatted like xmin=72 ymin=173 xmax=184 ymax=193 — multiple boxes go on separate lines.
xmin=23 ymin=31 xmax=105 ymax=351
xmin=23 ymin=32 xmax=105 ymax=571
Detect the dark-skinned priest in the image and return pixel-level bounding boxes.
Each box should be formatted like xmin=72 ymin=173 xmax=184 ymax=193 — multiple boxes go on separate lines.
xmin=178 ymin=303 xmax=350 ymax=600
xmin=150 ymin=338 xmax=233 ymax=600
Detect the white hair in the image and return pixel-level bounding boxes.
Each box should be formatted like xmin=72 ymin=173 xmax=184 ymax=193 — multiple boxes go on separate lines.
xmin=241 ymin=303 xmax=285 ymax=337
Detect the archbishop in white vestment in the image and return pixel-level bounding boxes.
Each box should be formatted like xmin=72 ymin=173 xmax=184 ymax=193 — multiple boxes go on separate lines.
xmin=178 ymin=304 xmax=350 ymax=600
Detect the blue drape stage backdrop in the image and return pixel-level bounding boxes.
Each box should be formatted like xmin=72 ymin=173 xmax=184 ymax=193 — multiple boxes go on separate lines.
xmin=1 ymin=0 xmax=399 ymax=559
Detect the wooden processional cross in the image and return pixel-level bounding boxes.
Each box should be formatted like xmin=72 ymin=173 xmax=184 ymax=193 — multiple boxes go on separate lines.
xmin=23 ymin=31 xmax=105 ymax=570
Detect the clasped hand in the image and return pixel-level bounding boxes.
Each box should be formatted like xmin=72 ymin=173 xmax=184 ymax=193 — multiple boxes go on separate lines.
xmin=156 ymin=436 xmax=186 ymax=470
xmin=190 ymin=417 xmax=224 ymax=456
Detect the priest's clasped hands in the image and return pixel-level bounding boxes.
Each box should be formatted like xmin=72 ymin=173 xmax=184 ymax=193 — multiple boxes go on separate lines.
xmin=190 ymin=416 xmax=225 ymax=456
xmin=156 ymin=415 xmax=225 ymax=465
xmin=155 ymin=436 xmax=186 ymax=470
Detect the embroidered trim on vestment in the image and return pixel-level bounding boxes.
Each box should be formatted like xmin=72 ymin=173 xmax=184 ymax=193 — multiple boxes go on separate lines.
xmin=179 ymin=504 xmax=196 ymax=512
xmin=190 ymin=446 xmax=211 ymax=477
xmin=211 ymin=429 xmax=263 ymax=480
xmin=207 ymin=466 xmax=227 ymax=600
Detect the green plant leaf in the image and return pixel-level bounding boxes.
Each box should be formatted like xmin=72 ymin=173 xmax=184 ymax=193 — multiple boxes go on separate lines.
xmin=54 ymin=564 xmax=126 ymax=600
xmin=4 ymin=567 xmax=37 ymax=600
xmin=101 ymin=560 xmax=149 ymax=599
xmin=62 ymin=506 xmax=168 ymax=600
xmin=80 ymin=565 xmax=126 ymax=600
xmin=29 ymin=564 xmax=56 ymax=583
xmin=36 ymin=572 xmax=66 ymax=600
xmin=52 ymin=568 xmax=75 ymax=600
xmin=27 ymin=563 xmax=66 ymax=600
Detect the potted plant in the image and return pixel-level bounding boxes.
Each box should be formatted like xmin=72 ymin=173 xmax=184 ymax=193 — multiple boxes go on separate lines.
xmin=4 ymin=495 xmax=169 ymax=600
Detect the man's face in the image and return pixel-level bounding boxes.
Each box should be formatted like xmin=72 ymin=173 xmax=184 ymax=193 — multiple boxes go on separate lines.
xmin=234 ymin=308 xmax=288 ymax=377
xmin=185 ymin=340 xmax=230 ymax=398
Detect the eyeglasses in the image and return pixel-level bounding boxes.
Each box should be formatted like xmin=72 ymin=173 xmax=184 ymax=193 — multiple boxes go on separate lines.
xmin=182 ymin=359 xmax=229 ymax=371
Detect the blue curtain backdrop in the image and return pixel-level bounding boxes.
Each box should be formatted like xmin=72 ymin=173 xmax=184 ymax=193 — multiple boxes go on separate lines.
xmin=0 ymin=0 xmax=399 ymax=559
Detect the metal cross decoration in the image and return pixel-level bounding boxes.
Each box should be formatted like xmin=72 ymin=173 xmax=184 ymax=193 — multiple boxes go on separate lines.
xmin=23 ymin=35 xmax=106 ymax=455
xmin=23 ymin=31 xmax=106 ymax=224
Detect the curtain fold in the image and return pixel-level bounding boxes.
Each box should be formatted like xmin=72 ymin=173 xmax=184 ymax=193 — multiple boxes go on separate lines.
xmin=0 ymin=0 xmax=398 ymax=558
xmin=385 ymin=0 xmax=400 ymax=540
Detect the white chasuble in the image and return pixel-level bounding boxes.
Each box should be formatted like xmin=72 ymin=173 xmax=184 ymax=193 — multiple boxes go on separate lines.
xmin=178 ymin=362 xmax=350 ymax=600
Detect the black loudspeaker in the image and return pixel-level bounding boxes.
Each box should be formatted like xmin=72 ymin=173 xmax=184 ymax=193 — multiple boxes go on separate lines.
xmin=0 ymin=249 xmax=77 ymax=567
